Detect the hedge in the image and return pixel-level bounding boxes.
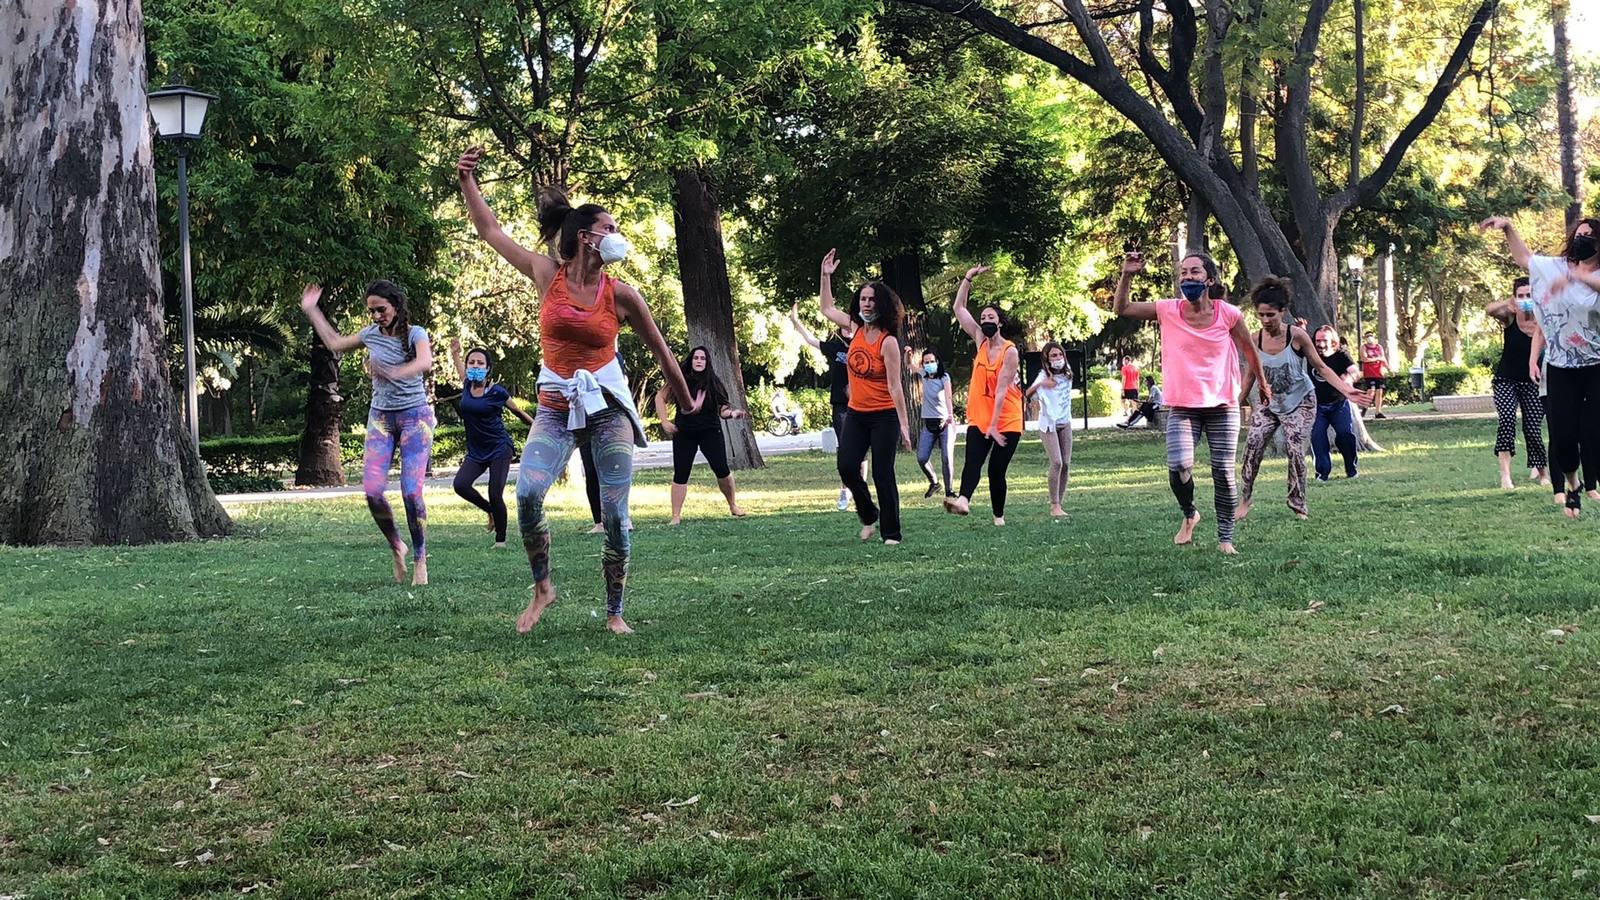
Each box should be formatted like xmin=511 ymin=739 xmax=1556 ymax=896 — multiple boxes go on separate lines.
xmin=201 ymin=422 xmax=533 ymax=486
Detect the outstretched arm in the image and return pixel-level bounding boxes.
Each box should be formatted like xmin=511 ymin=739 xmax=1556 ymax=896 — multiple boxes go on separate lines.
xmin=505 ymin=396 xmax=534 ymax=427
xmin=1113 ymin=252 xmax=1160 ymax=321
xmin=458 ymin=147 xmax=557 ymax=293
xmin=1479 ymin=216 xmax=1533 ymax=272
xmin=1293 ymin=328 xmax=1368 ymax=405
xmin=953 ymin=265 xmax=990 ymax=344
xmin=817 ymin=250 xmax=855 ymax=330
xmin=448 ymin=337 xmax=467 ymax=383
xmin=789 ymin=303 xmax=823 ymax=351
xmin=615 ymin=282 xmax=699 ymax=412
xmin=298 ymin=284 xmax=364 ymax=352
xmin=1231 ymin=318 xmax=1270 ymax=406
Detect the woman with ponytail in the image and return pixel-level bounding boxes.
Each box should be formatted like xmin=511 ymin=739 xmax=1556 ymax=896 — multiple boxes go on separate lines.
xmin=448 ymin=338 xmax=534 ymax=547
xmin=457 ymin=146 xmax=699 ymax=634
xmin=299 ymin=280 xmax=436 ymax=585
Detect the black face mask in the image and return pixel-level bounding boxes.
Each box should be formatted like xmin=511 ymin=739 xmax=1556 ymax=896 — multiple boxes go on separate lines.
xmin=1569 ymin=234 xmax=1598 ymax=263
xmin=980 ymin=321 xmax=999 ymax=338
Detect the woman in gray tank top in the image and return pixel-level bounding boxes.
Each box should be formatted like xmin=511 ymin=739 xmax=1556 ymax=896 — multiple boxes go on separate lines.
xmin=1237 ymin=278 xmax=1371 ymax=521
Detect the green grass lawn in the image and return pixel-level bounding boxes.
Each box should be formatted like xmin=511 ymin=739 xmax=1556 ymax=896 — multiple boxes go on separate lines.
xmin=3 ymin=417 xmax=1597 ymax=898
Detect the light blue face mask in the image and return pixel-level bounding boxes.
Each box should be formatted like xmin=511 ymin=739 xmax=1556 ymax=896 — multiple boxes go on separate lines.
xmin=923 ymin=363 xmax=938 ymax=375
xmin=466 ymin=366 xmax=488 ymax=382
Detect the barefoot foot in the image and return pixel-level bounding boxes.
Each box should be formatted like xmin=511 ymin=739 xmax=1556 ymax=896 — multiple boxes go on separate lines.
xmin=729 ymin=505 xmax=745 ymax=518
xmin=943 ymin=496 xmax=970 ymax=516
xmin=859 ymin=524 xmax=876 ymax=542
xmin=587 ymin=523 xmax=605 ymax=534
xmin=492 ymin=541 xmax=507 ymax=549
xmin=1049 ymin=505 xmax=1065 ymax=518
xmin=992 ymin=516 xmax=1005 ymax=527
xmin=1218 ymin=542 xmax=1238 ymax=555
xmin=517 ymin=581 xmax=557 ymax=634
xmin=390 ymin=544 xmax=409 ymax=583
xmin=411 ymin=557 xmax=429 ymax=586
xmin=606 ymin=615 xmax=635 ymax=635
xmin=1174 ymin=513 xmax=1200 ymax=546
xmin=1235 ymin=501 xmax=1252 ymax=522
xmin=1500 ymin=477 xmax=1516 ymax=490
xmin=668 ymin=517 xmax=681 ymax=526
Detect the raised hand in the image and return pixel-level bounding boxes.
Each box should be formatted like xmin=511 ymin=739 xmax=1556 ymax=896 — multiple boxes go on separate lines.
xmin=1121 ymin=251 xmax=1145 ymax=275
xmin=965 ymin=264 xmax=992 ymax=280
xmin=300 ymin=284 xmax=323 ymax=312
xmin=1478 ymin=215 xmax=1511 ymax=232
xmin=821 ymin=249 xmax=841 ymax=277
xmin=456 ymin=146 xmax=486 ymax=180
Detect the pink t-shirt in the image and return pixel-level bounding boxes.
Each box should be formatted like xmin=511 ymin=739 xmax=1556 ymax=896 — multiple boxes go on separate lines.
xmin=1155 ymin=298 xmax=1242 ymax=408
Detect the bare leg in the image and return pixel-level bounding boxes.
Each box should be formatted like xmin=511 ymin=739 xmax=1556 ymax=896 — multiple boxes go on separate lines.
xmin=717 ymin=475 xmax=744 ymax=517
xmin=668 ymin=482 xmax=688 ymax=525
xmin=1498 ymin=451 xmax=1515 ymax=490
xmin=517 ymin=579 xmax=557 ymax=633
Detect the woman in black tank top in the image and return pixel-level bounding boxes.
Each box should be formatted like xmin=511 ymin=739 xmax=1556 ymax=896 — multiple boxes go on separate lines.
xmin=1486 ymin=277 xmax=1549 ymax=489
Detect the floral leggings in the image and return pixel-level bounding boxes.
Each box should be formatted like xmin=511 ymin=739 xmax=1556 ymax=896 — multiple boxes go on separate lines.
xmin=362 ymin=405 xmax=436 ymax=561
xmin=517 ymin=406 xmax=636 ymax=616
xmin=1239 ymin=395 xmax=1316 ymax=517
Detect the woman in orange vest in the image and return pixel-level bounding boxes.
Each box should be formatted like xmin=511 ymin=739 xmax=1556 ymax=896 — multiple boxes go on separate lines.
xmin=945 ymin=265 xmax=1025 ymax=526
xmin=458 ymin=146 xmax=700 ymax=636
xmin=816 ymin=249 xmax=913 ymax=543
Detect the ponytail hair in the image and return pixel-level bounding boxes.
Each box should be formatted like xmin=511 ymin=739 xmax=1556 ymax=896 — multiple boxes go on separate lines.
xmin=537 ymin=186 xmax=608 ymax=262
xmin=365 ymin=279 xmax=414 ymax=361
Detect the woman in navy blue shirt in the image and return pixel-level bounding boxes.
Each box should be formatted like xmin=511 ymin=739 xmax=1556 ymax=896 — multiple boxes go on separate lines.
xmin=450 ymin=338 xmax=534 ymax=546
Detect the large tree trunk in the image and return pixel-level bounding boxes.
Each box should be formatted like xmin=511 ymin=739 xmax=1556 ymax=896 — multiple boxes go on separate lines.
xmin=0 ymin=0 xmax=229 ymax=545
xmin=294 ymin=332 xmax=346 ymax=485
xmin=1376 ymin=247 xmax=1398 ymax=366
xmin=881 ymin=250 xmax=925 ymax=443
xmin=671 ymin=165 xmax=763 ymax=470
xmin=1553 ymin=0 xmax=1583 ymax=230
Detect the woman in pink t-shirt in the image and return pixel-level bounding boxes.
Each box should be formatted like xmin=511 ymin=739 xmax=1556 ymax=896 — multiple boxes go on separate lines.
xmin=1113 ymin=250 xmax=1269 ymax=554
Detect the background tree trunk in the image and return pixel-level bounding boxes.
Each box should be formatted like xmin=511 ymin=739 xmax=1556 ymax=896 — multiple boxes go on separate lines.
xmin=295 ymin=331 xmax=346 ymax=485
xmin=1553 ymin=0 xmax=1583 ymax=230
xmin=1376 ymin=248 xmax=1398 ymax=366
xmin=881 ymin=250 xmax=926 ymax=443
xmin=671 ymin=165 xmax=763 ymax=469
xmin=0 ymin=0 xmax=230 ymax=544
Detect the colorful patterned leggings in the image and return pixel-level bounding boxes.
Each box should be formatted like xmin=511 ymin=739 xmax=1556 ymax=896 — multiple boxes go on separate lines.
xmin=362 ymin=405 xmax=435 ymax=561
xmin=517 ymin=406 xmax=635 ymax=616
xmin=1239 ymin=396 xmax=1315 ymax=517
xmin=1165 ymin=405 xmax=1241 ymax=544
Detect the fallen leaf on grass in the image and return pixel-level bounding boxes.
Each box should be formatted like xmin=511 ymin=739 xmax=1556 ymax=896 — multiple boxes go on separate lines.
xmin=1377 ymin=704 xmax=1407 ymax=716
xmin=384 ymin=841 xmax=407 ymax=851
xmin=829 ymin=794 xmax=844 ymax=810
xmin=450 ymin=770 xmax=478 ymax=779
xmin=1304 ymin=600 xmax=1325 ymax=614
xmin=664 ymin=795 xmax=700 ymax=808
xmin=682 ymin=691 xmax=719 ymax=700
xmin=121 ymin=639 xmax=136 ymax=646
xmin=1585 ymin=815 xmax=1600 ymax=825
xmin=1546 ymin=628 xmax=1569 ymax=638
xmin=208 ymin=778 xmax=222 ymax=792
xmin=1136 ymin=826 xmax=1154 ymax=842
xmin=927 ymin=801 xmax=938 ymax=815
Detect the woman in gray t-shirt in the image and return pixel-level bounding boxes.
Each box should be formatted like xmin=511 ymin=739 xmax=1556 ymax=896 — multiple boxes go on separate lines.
xmin=1236 ymin=278 xmax=1369 ymax=522
xmin=914 ymin=350 xmax=955 ymax=498
xmin=299 ymin=280 xmax=435 ymax=585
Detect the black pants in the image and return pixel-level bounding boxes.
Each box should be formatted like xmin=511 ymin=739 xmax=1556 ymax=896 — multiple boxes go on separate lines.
xmin=837 ymin=408 xmax=902 ymax=541
xmin=578 ymin=439 xmax=603 ymax=523
xmin=672 ymin=424 xmax=731 ymax=484
xmin=959 ymin=426 xmax=1021 ymax=517
xmin=454 ymin=453 xmax=512 ymax=542
xmin=1545 ymin=363 xmax=1600 ymax=493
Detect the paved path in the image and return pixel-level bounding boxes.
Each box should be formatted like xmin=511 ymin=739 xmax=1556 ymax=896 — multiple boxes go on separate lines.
xmin=217 ymin=417 xmax=1130 ymax=506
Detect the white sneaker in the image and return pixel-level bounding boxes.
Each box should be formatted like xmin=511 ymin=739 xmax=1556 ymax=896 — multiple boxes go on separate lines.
xmin=836 ymin=490 xmax=851 ymax=511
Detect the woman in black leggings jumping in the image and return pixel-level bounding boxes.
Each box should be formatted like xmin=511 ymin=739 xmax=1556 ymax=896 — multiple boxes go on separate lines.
xmin=656 ymin=346 xmax=748 ymax=525
xmin=448 ymin=339 xmax=535 ymax=547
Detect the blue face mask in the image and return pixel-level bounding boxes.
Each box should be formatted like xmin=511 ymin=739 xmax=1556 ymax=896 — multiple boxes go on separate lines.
xmin=466 ymin=366 xmax=488 ymax=382
xmin=923 ymin=363 xmax=938 ymax=375
xmin=1179 ymin=280 xmax=1207 ymax=302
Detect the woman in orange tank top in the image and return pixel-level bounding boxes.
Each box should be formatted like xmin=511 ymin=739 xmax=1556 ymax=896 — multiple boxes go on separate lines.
xmin=815 ymin=249 xmax=912 ymax=544
xmin=945 ymin=264 xmax=1025 ymax=526
xmin=458 ymin=146 xmax=700 ymax=637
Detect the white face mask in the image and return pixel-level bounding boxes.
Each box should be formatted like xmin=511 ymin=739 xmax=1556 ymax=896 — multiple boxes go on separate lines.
xmin=592 ymin=233 xmax=631 ymax=265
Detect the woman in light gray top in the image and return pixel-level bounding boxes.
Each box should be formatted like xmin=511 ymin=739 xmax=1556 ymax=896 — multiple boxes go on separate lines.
xmin=915 ymin=350 xmax=956 ymax=498
xmin=1026 ymin=341 xmax=1075 ymax=518
xmin=1236 ymin=277 xmax=1369 ymax=522
xmin=299 ymin=280 xmax=436 ymax=586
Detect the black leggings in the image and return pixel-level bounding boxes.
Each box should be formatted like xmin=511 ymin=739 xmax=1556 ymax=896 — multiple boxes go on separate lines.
xmin=959 ymin=426 xmax=1021 ymax=517
xmin=672 ymin=425 xmax=731 ymax=484
xmin=1544 ymin=363 xmax=1600 ymax=493
xmin=454 ymin=453 xmax=512 ymax=542
xmin=837 ymin=408 xmax=902 ymax=541
xmin=578 ymin=439 xmax=603 ymax=524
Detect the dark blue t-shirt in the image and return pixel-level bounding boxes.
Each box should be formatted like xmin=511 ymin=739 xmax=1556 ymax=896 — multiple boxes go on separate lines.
xmin=459 ymin=383 xmax=515 ymax=463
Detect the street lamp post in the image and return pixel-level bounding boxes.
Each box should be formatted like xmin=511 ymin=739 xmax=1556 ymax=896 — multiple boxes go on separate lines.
xmin=147 ymin=85 xmax=216 ymax=451
xmin=1346 ymin=254 xmax=1365 ymax=345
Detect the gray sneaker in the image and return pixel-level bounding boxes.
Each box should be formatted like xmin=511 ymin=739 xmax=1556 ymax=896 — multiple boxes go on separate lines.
xmin=836 ymin=490 xmax=851 ymax=511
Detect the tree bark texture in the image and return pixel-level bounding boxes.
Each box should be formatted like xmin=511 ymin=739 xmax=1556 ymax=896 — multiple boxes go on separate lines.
xmin=294 ymin=330 xmax=346 ymax=485
xmin=0 ymin=0 xmax=230 ymax=544
xmin=671 ymin=166 xmax=763 ymax=470
xmin=881 ymin=250 xmax=926 ymax=443
xmin=1553 ymin=0 xmax=1583 ymax=230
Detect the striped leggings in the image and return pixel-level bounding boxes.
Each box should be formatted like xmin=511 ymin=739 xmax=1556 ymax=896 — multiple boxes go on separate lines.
xmin=1165 ymin=405 xmax=1241 ymax=544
